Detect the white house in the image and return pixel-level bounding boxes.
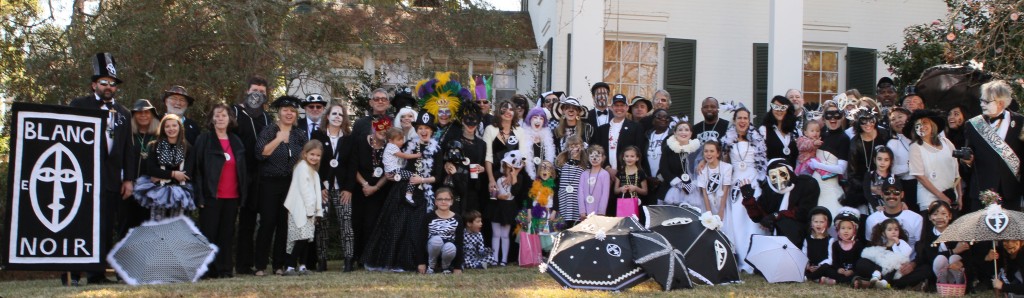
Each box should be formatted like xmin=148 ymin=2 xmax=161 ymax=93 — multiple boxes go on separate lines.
xmin=526 ymin=0 xmax=947 ymax=121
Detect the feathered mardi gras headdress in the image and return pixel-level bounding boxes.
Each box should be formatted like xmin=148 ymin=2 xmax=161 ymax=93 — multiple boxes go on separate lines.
xmin=469 ymin=75 xmax=493 ymax=101
xmin=415 ymin=72 xmax=470 ymax=123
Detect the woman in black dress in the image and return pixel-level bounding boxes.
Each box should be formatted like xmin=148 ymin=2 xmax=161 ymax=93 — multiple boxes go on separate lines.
xmin=440 ymin=102 xmax=487 ymax=214
xmin=482 ymin=100 xmax=527 ymax=265
xmin=362 ymin=111 xmax=443 ymax=272
xmin=122 ymin=99 xmax=160 ymax=236
xmin=759 ymin=95 xmax=799 ymax=166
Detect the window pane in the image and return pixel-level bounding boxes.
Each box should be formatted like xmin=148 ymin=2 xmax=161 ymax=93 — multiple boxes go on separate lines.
xmin=803 ymin=72 xmax=820 ymax=92
xmin=639 ymin=64 xmax=657 ymax=87
xmin=472 ymin=61 xmax=493 ymax=76
xmin=805 ymin=93 xmax=821 ymax=105
xmin=822 ymin=51 xmax=838 ymax=72
xmin=640 ymin=42 xmax=659 ymax=64
xmin=621 ymin=41 xmax=640 ymax=63
xmin=821 ymin=72 xmax=838 ymax=93
xmin=621 ymin=84 xmax=637 ymax=98
xmin=605 ymin=41 xmax=620 ymax=62
xmin=637 ymin=85 xmax=653 ymax=99
xmin=622 ymin=63 xmax=639 ymax=84
xmin=604 ymin=62 xmax=620 ymax=83
xmin=803 ymin=50 xmax=820 ymax=71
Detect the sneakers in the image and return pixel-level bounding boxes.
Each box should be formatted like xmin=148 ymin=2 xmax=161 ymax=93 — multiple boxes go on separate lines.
xmin=283 ymin=267 xmax=300 ymax=276
xmin=405 ymin=193 xmax=415 ymax=205
xmin=870 ymin=270 xmax=882 ymax=282
xmin=875 ymin=280 xmax=890 ymax=289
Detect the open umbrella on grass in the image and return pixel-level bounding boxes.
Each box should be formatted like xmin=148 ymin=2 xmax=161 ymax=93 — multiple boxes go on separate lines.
xmin=107 ymin=216 xmax=218 ymax=285
xmin=543 ymin=215 xmax=649 ymax=291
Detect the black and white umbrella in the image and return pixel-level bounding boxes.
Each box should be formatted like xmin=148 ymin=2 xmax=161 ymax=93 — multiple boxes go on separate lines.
xmin=544 ymin=215 xmax=649 ymax=291
xmin=630 ymin=230 xmax=693 ymax=290
xmin=642 ymin=205 xmax=740 ymax=285
xmin=107 ymin=216 xmax=218 ymax=285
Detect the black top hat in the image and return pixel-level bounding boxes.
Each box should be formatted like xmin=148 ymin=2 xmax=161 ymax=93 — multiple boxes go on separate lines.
xmin=163 ymin=85 xmax=195 ymax=106
xmin=611 ymin=94 xmax=628 ymax=105
xmin=903 ymin=109 xmax=946 ymax=138
xmin=271 ymin=95 xmax=302 ymax=109
xmin=91 ymin=52 xmax=123 ymax=84
xmin=590 ymin=82 xmax=610 ymax=95
xmin=302 ymin=93 xmax=328 ymax=107
xmin=131 ymin=99 xmax=160 ymax=118
xmin=877 ymin=77 xmax=895 ymax=89
xmin=415 ymin=110 xmax=436 ymax=131
xmin=904 ymin=85 xmax=919 ymax=97
xmin=392 ymin=87 xmax=416 ymax=110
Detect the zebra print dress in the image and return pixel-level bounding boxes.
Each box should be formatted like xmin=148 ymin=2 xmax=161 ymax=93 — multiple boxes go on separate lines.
xmin=557 ymin=160 xmax=584 ymax=222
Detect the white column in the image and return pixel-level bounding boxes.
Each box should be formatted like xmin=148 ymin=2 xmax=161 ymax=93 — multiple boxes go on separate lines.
xmin=568 ymin=0 xmax=604 ymax=106
xmin=768 ymin=0 xmax=803 ymax=101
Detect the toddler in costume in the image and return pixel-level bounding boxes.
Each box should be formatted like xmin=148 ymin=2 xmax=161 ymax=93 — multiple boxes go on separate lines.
xmin=795 ymin=120 xmax=832 ymax=178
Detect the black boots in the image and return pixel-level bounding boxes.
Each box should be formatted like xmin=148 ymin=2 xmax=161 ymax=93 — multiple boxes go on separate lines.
xmin=343 ymin=258 xmax=354 ymax=272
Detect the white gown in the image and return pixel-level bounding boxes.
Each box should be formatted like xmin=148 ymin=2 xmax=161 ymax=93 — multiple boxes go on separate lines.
xmin=813 ymin=149 xmax=844 ymax=217
xmin=724 ymin=141 xmax=764 ymax=274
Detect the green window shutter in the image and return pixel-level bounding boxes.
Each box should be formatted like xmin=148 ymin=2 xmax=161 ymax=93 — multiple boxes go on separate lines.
xmin=752 ymin=43 xmax=768 ymax=115
xmin=846 ymin=47 xmax=878 ymax=98
xmin=664 ymin=38 xmax=696 ymax=121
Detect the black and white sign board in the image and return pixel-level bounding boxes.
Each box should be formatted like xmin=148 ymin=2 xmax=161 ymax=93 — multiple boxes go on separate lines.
xmin=3 ymin=103 xmax=106 ymax=271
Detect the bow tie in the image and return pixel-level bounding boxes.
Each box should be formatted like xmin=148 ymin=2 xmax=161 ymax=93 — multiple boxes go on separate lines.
xmin=985 ymin=115 xmax=1002 ymax=124
xmin=596 ymin=110 xmax=608 ymax=116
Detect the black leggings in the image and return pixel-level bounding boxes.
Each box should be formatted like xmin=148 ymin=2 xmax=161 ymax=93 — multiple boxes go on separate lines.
xmin=289 ymin=240 xmax=310 ymax=269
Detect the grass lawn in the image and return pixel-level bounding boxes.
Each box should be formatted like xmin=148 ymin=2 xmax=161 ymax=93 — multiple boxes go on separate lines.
xmin=0 ymin=263 xmax=995 ymax=297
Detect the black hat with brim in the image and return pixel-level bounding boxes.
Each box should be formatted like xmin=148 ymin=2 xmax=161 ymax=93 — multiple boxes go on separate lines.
xmin=163 ymin=85 xmax=196 ymax=106
xmin=808 ymin=206 xmax=833 ymax=228
xmin=91 ymin=52 xmax=124 ymax=84
xmin=131 ymin=99 xmax=160 ymax=118
xmin=271 ymin=95 xmax=302 ymax=109
xmin=414 ymin=110 xmax=437 ymax=131
xmin=903 ymin=109 xmax=946 ymax=138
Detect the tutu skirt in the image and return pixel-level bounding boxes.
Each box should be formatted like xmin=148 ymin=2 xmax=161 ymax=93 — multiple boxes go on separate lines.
xmin=134 ymin=176 xmax=196 ymax=211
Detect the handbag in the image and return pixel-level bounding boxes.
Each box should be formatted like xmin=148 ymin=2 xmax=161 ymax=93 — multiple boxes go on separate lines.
xmin=518 ymin=223 xmax=542 ymax=267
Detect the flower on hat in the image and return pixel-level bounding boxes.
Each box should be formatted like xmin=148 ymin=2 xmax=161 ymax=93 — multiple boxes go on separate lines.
xmin=700 ymin=211 xmax=722 ymax=230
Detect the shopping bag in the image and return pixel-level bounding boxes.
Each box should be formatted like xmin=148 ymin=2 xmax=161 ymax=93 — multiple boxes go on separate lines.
xmin=538 ymin=222 xmax=555 ymax=252
xmin=518 ymin=232 xmax=542 ymax=267
xmin=615 ymin=197 xmax=640 ymax=217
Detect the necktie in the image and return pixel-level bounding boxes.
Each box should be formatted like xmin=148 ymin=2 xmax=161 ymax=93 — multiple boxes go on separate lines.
xmin=312 ymin=122 xmax=318 ymax=131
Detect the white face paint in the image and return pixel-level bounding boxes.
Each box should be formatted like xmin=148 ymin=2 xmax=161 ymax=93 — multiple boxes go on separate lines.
xmin=981 ymin=98 xmax=1002 ymax=118
xmin=531 ymin=116 xmax=544 ymax=129
xmin=915 ymin=122 xmax=925 ymax=137
xmin=589 ymin=150 xmax=603 ymax=165
xmin=328 ymin=106 xmax=344 ymax=127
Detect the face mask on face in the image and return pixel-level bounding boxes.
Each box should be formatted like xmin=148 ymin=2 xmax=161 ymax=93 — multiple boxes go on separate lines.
xmin=767 ymin=166 xmax=794 ymax=194
xmin=915 ymin=123 xmax=925 ymax=137
xmin=246 ymin=92 xmax=267 ymax=109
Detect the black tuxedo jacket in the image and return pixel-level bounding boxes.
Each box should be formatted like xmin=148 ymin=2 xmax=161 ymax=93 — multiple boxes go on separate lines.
xmin=69 ymin=95 xmax=133 ymax=193
xmin=586 ymin=108 xmax=611 ymax=130
xmin=594 ymin=119 xmax=649 ymax=172
xmin=182 ymin=117 xmax=201 ymax=146
xmin=965 ymin=112 xmax=1024 ymax=211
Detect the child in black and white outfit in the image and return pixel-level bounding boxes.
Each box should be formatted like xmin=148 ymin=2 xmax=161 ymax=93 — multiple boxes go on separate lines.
xmin=462 ymin=210 xmax=496 ymax=269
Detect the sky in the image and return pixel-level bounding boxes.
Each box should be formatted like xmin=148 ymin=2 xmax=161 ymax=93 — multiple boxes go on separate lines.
xmin=485 ymin=0 xmax=522 ymax=10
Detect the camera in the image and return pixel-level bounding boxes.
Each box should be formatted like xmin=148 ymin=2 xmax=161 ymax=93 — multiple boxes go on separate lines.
xmin=951 ymin=147 xmax=972 ymax=159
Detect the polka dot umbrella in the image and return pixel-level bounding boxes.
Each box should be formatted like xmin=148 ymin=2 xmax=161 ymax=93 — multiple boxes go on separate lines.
xmin=543 ymin=215 xmax=649 ymax=291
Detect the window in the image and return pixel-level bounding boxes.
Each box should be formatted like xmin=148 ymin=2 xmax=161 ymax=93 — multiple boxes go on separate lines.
xmin=492 ymin=63 xmax=517 ymax=101
xmin=802 ymin=49 xmax=840 ymax=105
xmin=604 ymin=40 xmax=659 ymax=98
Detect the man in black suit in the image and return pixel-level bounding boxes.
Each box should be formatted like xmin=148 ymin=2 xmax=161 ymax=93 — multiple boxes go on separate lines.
xmin=586 ymin=82 xmax=612 ymax=129
xmin=297 ymin=93 xmax=327 ymax=140
xmin=162 ymin=85 xmax=201 ymax=145
xmin=965 ymin=80 xmax=1024 ymax=212
xmin=64 ymin=53 xmax=132 ymax=286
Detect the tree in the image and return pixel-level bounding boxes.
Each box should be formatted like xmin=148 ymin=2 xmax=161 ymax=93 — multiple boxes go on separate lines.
xmin=882 ymin=0 xmax=1024 ymax=98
